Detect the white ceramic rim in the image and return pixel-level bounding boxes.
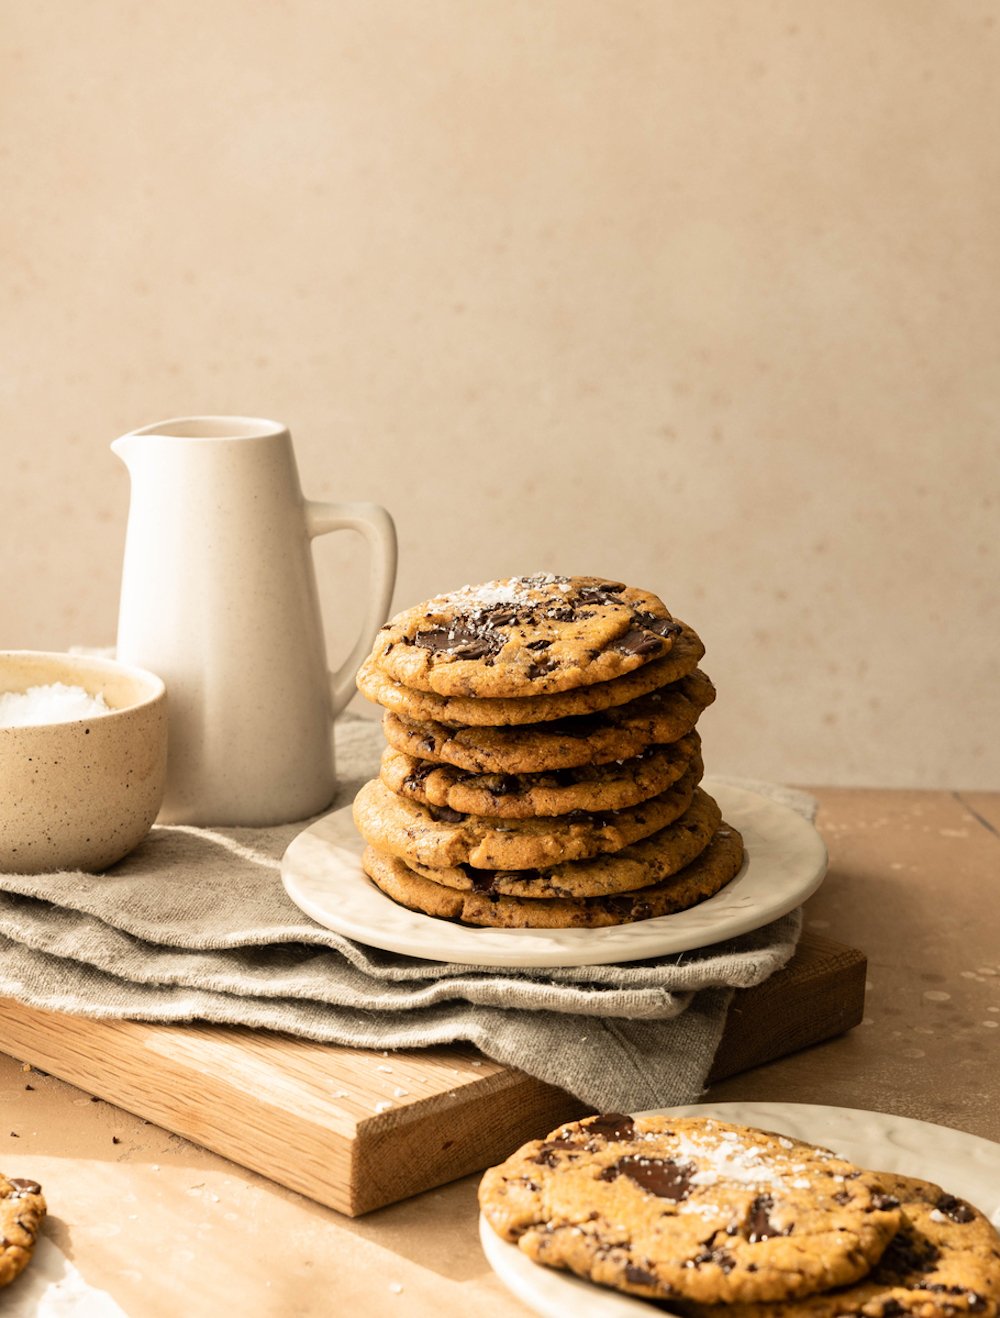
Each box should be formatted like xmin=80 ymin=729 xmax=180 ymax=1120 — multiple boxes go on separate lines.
xmin=122 ymin=415 xmax=287 ymax=441
xmin=280 ymin=779 xmax=829 ymax=967
xmin=478 ymin=1101 xmax=1000 ymax=1318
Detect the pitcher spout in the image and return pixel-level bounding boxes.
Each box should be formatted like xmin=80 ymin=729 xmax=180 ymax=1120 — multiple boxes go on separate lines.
xmin=111 ymin=433 xmax=139 ymax=469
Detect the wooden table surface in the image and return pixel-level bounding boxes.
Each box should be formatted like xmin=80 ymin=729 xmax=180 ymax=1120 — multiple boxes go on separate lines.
xmin=2 ymin=787 xmax=997 ymax=1316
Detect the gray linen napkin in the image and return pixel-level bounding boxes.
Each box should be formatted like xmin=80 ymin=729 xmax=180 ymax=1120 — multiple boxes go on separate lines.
xmin=0 ymin=717 xmax=813 ymax=1111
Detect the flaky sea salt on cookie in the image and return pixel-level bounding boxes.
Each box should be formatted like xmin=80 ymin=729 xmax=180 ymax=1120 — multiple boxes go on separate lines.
xmin=368 ymin=574 xmax=681 ymax=697
xmin=478 ymin=1114 xmax=903 ymax=1307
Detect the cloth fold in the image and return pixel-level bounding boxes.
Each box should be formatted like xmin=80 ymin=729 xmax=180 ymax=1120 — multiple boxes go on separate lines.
xmin=0 ymin=717 xmax=813 ymax=1110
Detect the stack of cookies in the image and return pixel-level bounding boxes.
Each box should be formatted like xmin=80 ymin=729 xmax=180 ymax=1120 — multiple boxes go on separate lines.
xmin=479 ymin=1112 xmax=1000 ymax=1314
xmin=353 ymin=574 xmax=745 ymax=929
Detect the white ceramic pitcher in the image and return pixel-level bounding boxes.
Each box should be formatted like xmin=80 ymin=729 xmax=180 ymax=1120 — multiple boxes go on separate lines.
xmin=113 ymin=416 xmax=396 ymax=826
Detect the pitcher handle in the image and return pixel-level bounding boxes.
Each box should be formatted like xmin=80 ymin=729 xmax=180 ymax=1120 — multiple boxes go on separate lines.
xmin=305 ymin=500 xmax=398 ymax=719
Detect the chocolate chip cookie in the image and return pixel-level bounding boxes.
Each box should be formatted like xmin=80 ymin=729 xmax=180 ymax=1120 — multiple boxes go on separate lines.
xmin=370 ymin=574 xmax=681 ymax=697
xmin=353 ymin=760 xmax=704 ymax=871
xmin=1 ymin=1172 xmax=46 ymax=1289
xmin=478 ymin=1113 xmax=903 ymax=1306
xmin=681 ymin=1172 xmax=1000 ymax=1317
xmin=380 ymin=732 xmax=701 ymax=818
xmin=357 ymin=619 xmax=705 ymax=726
xmin=382 ymin=670 xmax=716 ymax=775
xmin=361 ymin=816 xmax=742 ymax=925
xmin=389 ymin=785 xmax=722 ymax=898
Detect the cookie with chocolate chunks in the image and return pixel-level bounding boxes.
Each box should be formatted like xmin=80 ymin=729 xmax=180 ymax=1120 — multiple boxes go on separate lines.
xmin=1 ymin=1171 xmax=46 ymax=1289
xmin=382 ymin=669 xmax=715 ymax=775
xmin=478 ymin=1114 xmax=903 ymax=1307
xmin=369 ymin=574 xmax=681 ymax=697
xmin=389 ymin=783 xmax=720 ymax=897
xmin=681 ymin=1171 xmax=1000 ymax=1317
xmin=353 ymin=760 xmax=704 ymax=871
xmin=358 ymin=619 xmax=705 ymax=726
xmin=379 ymin=732 xmax=701 ymax=818
xmin=361 ymin=812 xmax=741 ymax=921
xmin=379 ymin=674 xmax=716 ymax=774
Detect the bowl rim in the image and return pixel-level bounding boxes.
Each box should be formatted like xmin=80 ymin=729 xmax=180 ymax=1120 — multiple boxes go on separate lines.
xmin=0 ymin=649 xmax=166 ymax=728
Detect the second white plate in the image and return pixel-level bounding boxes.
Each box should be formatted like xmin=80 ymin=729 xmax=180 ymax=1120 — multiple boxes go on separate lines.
xmin=479 ymin=1102 xmax=1000 ymax=1318
xmin=280 ymin=778 xmax=828 ymax=967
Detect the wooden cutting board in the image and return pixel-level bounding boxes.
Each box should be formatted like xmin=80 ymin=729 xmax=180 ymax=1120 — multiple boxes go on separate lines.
xmin=0 ymin=929 xmax=864 ymax=1216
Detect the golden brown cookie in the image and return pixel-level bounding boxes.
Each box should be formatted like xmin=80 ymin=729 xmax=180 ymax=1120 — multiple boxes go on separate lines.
xmin=382 ymin=670 xmax=716 ymax=775
xmin=394 ymin=785 xmax=721 ymax=898
xmin=369 ymin=574 xmax=681 ymax=697
xmin=478 ymin=1113 xmax=903 ymax=1307
xmin=353 ymin=760 xmax=703 ymax=871
xmin=379 ymin=732 xmax=701 ymax=819
xmin=361 ymin=816 xmax=742 ymax=925
xmin=681 ymin=1171 xmax=1000 ymax=1317
xmin=357 ymin=620 xmax=705 ymax=726
xmin=0 ymin=1172 xmax=46 ymax=1289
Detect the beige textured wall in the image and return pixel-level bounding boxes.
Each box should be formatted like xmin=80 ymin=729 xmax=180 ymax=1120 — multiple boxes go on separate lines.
xmin=2 ymin=1 xmax=998 ymax=788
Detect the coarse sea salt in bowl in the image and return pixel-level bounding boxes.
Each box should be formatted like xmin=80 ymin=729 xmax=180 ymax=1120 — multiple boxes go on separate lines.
xmin=0 ymin=651 xmax=167 ymax=874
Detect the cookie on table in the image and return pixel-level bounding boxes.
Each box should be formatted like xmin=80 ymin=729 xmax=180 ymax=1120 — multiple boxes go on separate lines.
xmin=382 ymin=670 xmax=716 ymax=776
xmin=1 ymin=1172 xmax=46 ymax=1289
xmin=379 ymin=732 xmax=702 ymax=819
xmin=392 ymin=785 xmax=721 ymax=898
xmin=478 ymin=1113 xmax=903 ymax=1307
xmin=357 ymin=619 xmax=705 ymax=726
xmin=361 ymin=816 xmax=742 ymax=926
xmin=369 ymin=574 xmax=681 ymax=697
xmin=353 ymin=759 xmax=703 ymax=871
xmin=680 ymin=1171 xmax=1000 ymax=1317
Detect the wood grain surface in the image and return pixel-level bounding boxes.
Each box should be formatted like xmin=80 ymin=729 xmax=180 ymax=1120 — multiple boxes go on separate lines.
xmin=0 ymin=929 xmax=864 ymax=1215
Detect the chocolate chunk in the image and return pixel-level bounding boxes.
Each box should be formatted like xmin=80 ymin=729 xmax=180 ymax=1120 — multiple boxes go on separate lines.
xmin=600 ymin=1156 xmax=694 ymax=1200
xmin=525 ymin=638 xmax=552 ymax=650
xmin=870 ymin=1191 xmax=901 ymax=1212
xmin=585 ymin=1113 xmax=636 ymax=1141
xmin=486 ymin=774 xmax=521 ymax=797
xmin=413 ymin=624 xmax=503 ymax=661
xmin=623 ymin=1264 xmax=659 ymax=1288
xmin=8 ymin=1178 xmax=42 ymax=1195
xmin=634 ymin=612 xmax=682 ymax=639
xmin=402 ymin=762 xmax=437 ymax=790
xmin=526 ymin=657 xmax=558 ymax=679
xmin=936 ymin=1194 xmax=975 ymax=1223
xmin=744 ymin=1195 xmax=788 ymax=1243
xmin=532 ymin=1135 xmax=583 ymax=1166
xmin=616 ymin=628 xmax=667 ymax=657
xmin=690 ymin=1248 xmax=736 ymax=1274
xmin=881 ymin=1229 xmax=940 ymax=1276
xmin=426 ymin=804 xmax=465 ymax=824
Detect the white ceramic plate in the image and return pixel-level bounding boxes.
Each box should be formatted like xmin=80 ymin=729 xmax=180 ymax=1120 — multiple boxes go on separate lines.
xmin=478 ymin=1102 xmax=1000 ymax=1318
xmin=280 ymin=779 xmax=827 ymax=967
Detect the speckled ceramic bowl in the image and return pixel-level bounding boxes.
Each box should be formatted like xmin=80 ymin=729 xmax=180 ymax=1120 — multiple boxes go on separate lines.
xmin=0 ymin=651 xmax=167 ymax=874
